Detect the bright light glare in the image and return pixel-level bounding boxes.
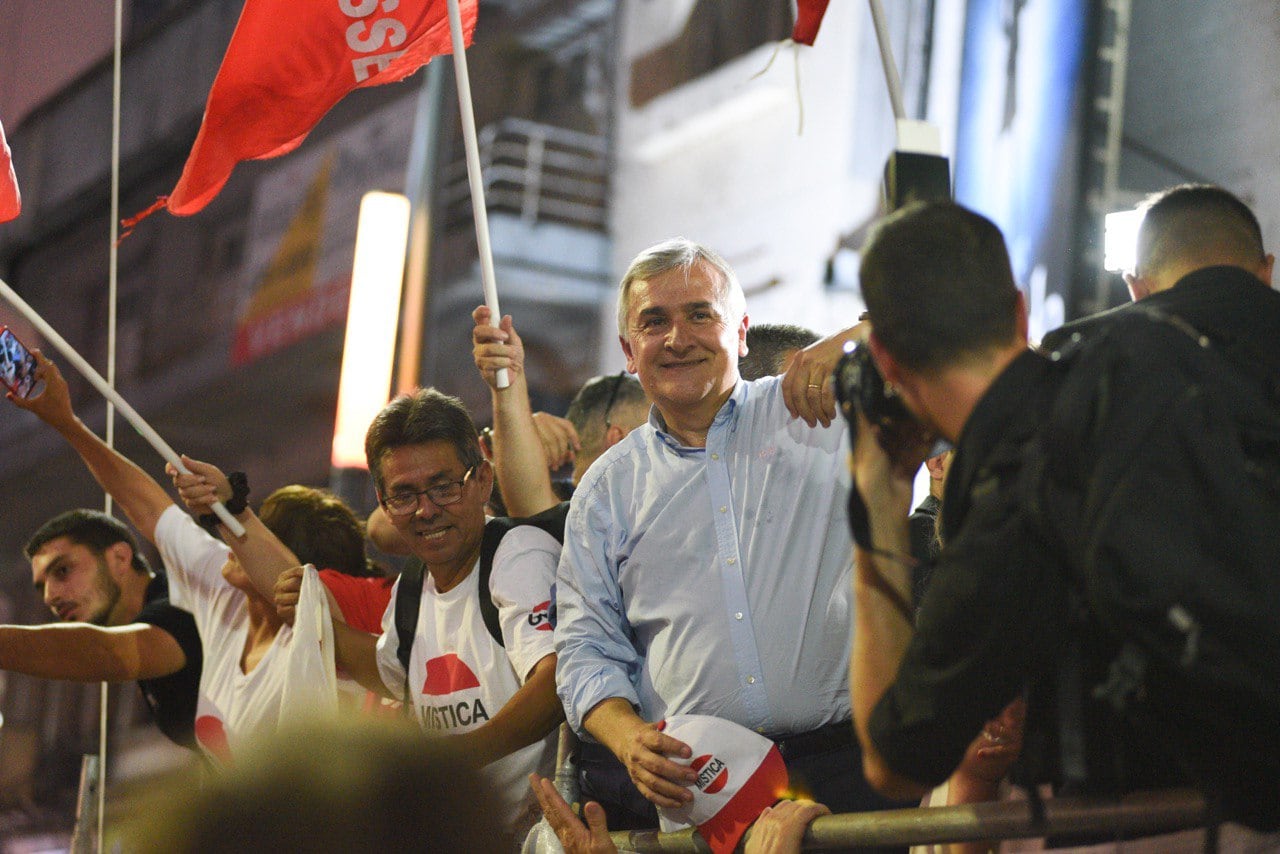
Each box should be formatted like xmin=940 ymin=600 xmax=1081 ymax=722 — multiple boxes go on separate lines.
xmin=1103 ymin=208 xmax=1144 ymax=273
xmin=331 ymin=191 xmax=411 ymax=469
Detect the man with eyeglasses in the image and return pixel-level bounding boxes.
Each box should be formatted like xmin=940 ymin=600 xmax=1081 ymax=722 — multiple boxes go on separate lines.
xmin=320 ymin=387 xmax=563 ymax=836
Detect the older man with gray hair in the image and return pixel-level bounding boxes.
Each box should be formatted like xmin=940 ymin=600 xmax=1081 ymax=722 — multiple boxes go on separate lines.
xmin=554 ymin=238 xmax=897 ymax=828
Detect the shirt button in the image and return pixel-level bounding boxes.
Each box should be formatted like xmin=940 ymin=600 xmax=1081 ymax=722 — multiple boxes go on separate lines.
xmin=746 ymin=676 xmax=757 ymax=684
xmin=734 ymin=612 xmax=743 ymax=620
xmin=719 ymin=506 xmax=727 ymax=513
xmin=727 ymin=557 xmax=736 ymax=565
xmin=711 ymin=453 xmax=719 ymax=460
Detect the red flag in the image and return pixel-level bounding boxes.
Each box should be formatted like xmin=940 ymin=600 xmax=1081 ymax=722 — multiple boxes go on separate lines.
xmin=1 ymin=118 xmax=20 ymax=223
xmin=792 ymin=0 xmax=831 ymax=46
xmin=166 ymin=0 xmax=477 ymax=216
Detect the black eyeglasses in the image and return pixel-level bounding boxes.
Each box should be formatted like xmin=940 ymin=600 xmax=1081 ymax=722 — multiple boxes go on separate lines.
xmin=601 ymin=370 xmax=628 ymax=431
xmin=381 ymin=466 xmax=478 ymax=516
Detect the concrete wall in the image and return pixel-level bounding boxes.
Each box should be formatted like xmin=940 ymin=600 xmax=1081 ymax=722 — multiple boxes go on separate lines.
xmin=603 ymin=1 xmax=930 ymax=365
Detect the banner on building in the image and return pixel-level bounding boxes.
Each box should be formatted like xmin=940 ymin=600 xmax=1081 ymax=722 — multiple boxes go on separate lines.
xmin=232 ymin=96 xmax=416 ymax=365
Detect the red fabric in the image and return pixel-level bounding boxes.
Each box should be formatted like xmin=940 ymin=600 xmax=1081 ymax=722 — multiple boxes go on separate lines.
xmin=1 ymin=118 xmax=20 ymax=223
xmin=318 ymin=569 xmax=395 ymax=634
xmin=792 ymin=0 xmax=831 ymax=46
xmin=166 ymin=0 xmax=478 ymax=216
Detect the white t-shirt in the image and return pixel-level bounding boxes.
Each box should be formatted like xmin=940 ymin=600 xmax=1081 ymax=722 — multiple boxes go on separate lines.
xmin=375 ymin=524 xmax=559 ymax=831
xmin=155 ymin=505 xmax=302 ymax=765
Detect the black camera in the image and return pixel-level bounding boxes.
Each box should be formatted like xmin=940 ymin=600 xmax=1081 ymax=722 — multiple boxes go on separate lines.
xmin=834 ymin=342 xmax=947 ymax=548
xmin=833 ymin=341 xmax=914 ymax=434
xmin=834 ymin=342 xmax=916 ymax=547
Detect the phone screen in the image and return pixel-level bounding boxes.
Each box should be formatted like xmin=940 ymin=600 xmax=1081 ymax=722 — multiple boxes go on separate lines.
xmin=0 ymin=327 xmax=40 ymax=399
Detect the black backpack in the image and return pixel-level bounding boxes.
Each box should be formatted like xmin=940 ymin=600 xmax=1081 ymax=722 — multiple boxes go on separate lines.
xmin=394 ymin=502 xmax=568 ymax=672
xmin=1020 ymin=307 xmax=1280 ymax=830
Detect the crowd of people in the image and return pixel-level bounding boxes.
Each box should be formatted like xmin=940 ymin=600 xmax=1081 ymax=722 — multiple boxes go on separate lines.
xmin=1 ymin=183 xmax=1277 ymax=852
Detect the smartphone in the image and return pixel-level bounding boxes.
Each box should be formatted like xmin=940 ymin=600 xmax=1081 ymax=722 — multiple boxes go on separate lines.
xmin=0 ymin=326 xmax=41 ymax=399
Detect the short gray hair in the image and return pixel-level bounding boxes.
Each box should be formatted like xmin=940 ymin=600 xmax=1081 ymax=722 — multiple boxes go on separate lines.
xmin=616 ymin=238 xmax=745 ymax=336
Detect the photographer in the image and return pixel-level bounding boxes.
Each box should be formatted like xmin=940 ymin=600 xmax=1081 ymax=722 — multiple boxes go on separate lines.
xmin=845 ymin=201 xmax=1279 ymax=833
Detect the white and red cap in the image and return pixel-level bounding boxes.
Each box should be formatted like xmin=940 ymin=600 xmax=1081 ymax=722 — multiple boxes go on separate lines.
xmin=656 ymin=715 xmax=790 ymax=854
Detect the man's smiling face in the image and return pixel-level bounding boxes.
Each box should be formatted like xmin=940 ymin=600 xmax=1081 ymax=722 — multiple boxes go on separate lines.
xmin=376 ymin=440 xmax=490 ymax=575
xmin=620 ymin=260 xmax=747 ymax=419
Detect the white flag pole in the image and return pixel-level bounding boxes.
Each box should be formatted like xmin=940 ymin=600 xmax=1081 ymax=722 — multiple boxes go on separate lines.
xmin=0 ymin=279 xmax=247 ymax=537
xmin=867 ymin=0 xmax=906 ymax=122
xmin=446 ymin=0 xmax=508 ymax=389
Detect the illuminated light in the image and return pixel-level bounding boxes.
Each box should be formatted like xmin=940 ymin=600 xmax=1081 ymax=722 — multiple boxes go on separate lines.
xmin=331 ymin=191 xmax=411 ymax=469
xmin=1104 ymin=208 xmax=1145 ymax=273
xmin=779 ymin=783 xmax=814 ymax=801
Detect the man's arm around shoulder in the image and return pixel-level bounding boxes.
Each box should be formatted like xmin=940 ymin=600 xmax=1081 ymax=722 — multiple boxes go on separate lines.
xmin=780 ymin=322 xmax=867 ymax=428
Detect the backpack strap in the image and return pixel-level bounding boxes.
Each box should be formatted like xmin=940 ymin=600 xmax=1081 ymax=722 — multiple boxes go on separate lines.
xmin=476 ymin=502 xmax=570 ymax=647
xmin=394 ymin=557 xmax=427 ymax=707
xmin=394 ymin=558 xmax=426 ymax=672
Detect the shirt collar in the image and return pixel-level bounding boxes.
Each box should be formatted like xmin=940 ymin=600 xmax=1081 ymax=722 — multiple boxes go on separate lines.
xmin=649 ymin=380 xmax=748 ymax=451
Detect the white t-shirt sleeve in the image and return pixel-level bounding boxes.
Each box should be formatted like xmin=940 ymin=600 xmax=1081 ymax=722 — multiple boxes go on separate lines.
xmin=153 ymin=504 xmax=232 ymax=622
xmin=489 ymin=525 xmax=559 ymax=683
xmin=374 ymin=574 xmax=408 ymax=701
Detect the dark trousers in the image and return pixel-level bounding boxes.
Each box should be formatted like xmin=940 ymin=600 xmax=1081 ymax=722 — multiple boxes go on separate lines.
xmin=578 ymin=721 xmax=914 ymax=850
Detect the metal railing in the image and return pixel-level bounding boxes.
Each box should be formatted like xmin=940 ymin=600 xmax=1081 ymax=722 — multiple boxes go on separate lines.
xmin=442 ymin=118 xmax=609 ymax=232
xmin=521 ymin=728 xmax=1209 ymax=852
xmin=604 ymin=789 xmax=1208 ymax=852
xmin=69 ymin=754 xmax=100 ymax=854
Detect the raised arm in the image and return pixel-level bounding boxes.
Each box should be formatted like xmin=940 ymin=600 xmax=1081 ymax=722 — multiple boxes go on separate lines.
xmin=8 ymin=352 xmax=173 ymax=542
xmin=848 ymin=406 xmax=933 ymax=800
xmin=472 ymin=306 xmax=566 ymax=516
xmin=168 ymin=456 xmax=294 ymax=601
xmin=0 ymin=622 xmax=187 ymax=682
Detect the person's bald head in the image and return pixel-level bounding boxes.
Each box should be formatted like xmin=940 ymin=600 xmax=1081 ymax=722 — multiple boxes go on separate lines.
xmin=1128 ymin=184 xmax=1274 ymax=299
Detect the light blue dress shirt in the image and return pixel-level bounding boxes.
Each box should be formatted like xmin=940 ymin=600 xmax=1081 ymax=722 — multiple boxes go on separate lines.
xmin=555 ymin=376 xmax=853 ymax=737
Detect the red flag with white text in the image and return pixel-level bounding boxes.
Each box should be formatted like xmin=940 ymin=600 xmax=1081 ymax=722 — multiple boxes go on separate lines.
xmin=163 ymin=0 xmax=477 ymax=216
xmin=792 ymin=0 xmax=830 ymax=46
xmin=1 ymin=118 xmax=20 ymax=223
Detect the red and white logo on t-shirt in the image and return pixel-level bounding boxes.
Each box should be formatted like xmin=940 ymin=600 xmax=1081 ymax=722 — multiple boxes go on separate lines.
xmin=418 ymin=653 xmax=490 ymax=731
xmin=194 ymin=714 xmax=233 ymax=765
xmin=422 ymin=652 xmax=481 ymax=695
xmin=528 ymin=599 xmax=552 ymax=632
